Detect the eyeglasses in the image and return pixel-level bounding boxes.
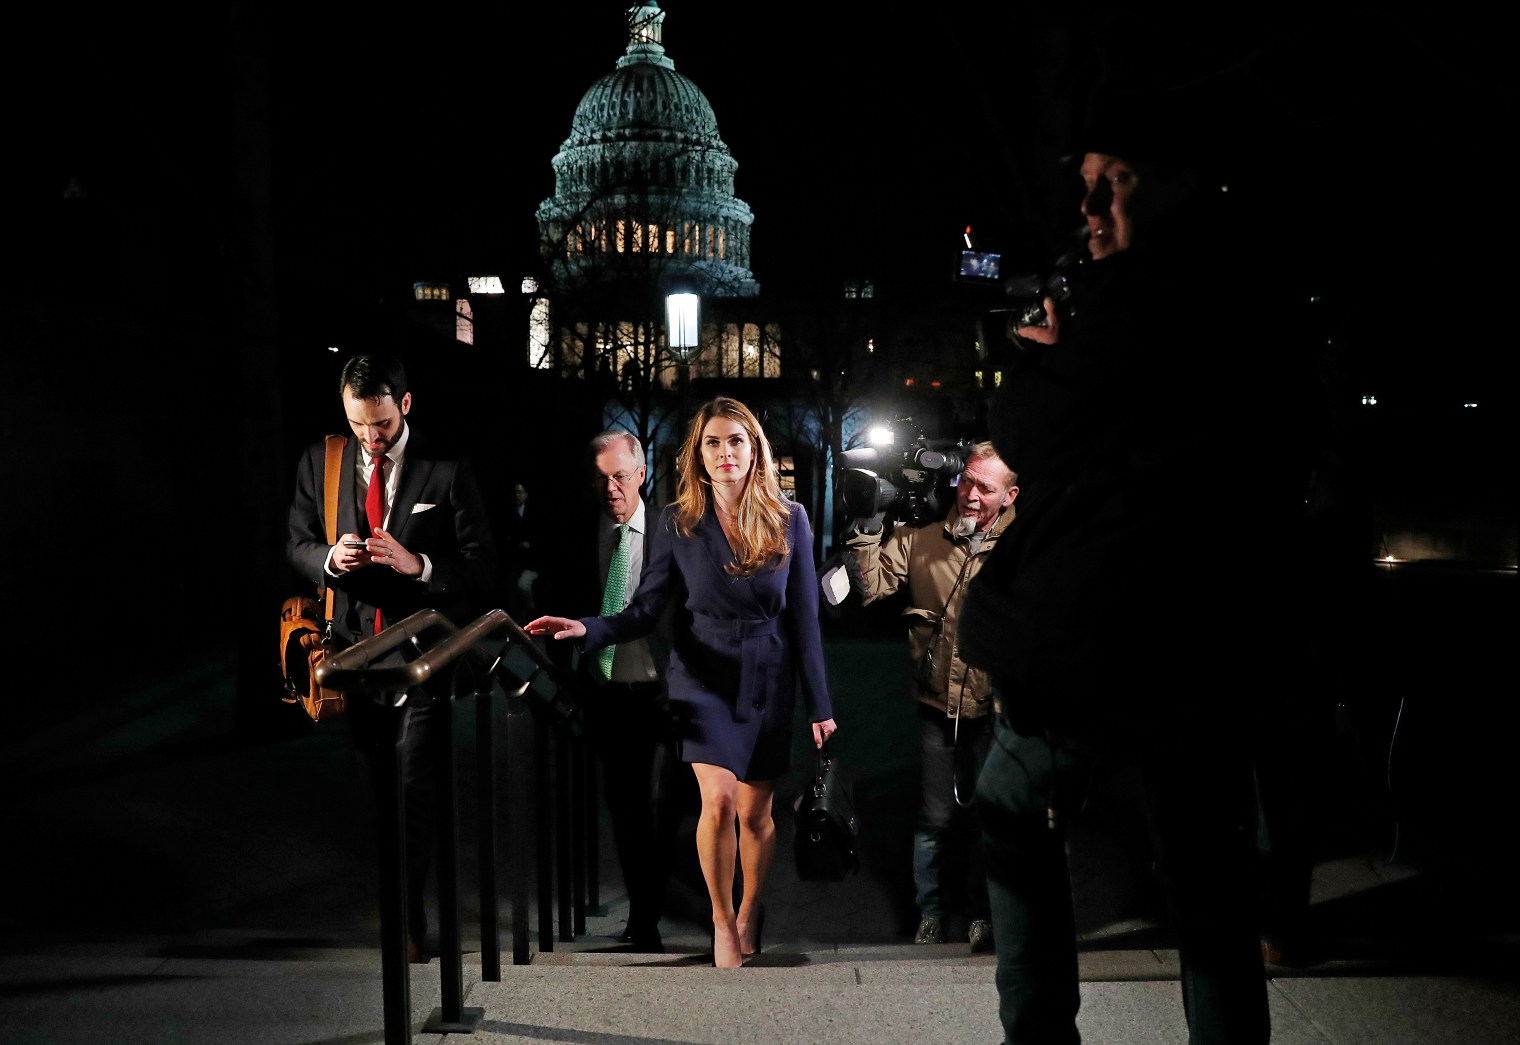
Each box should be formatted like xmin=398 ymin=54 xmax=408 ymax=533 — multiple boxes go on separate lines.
xmin=593 ymin=472 xmax=639 ymax=487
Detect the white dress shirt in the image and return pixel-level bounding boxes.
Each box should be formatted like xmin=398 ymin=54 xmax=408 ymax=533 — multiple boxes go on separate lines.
xmin=354 ymin=420 xmax=409 ymax=529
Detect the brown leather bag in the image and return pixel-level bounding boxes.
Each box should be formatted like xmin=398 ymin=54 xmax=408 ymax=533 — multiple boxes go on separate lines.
xmin=281 ymin=435 xmax=348 ymax=722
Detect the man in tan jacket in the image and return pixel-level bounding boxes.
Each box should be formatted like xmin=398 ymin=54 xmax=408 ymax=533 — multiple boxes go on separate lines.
xmin=845 ymin=441 xmax=1017 ymax=950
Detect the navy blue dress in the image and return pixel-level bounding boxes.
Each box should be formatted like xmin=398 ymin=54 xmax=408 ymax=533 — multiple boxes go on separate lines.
xmin=580 ymin=500 xmax=833 ymax=780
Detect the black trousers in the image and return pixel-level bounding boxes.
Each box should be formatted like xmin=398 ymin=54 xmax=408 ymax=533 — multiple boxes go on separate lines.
xmin=581 ymin=679 xmax=686 ymax=936
xmin=351 ymin=691 xmax=438 ymax=946
xmin=977 ymin=714 xmax=1268 ymax=1045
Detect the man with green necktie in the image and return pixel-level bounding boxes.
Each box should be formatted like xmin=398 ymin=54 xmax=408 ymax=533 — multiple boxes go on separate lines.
xmin=574 ymin=429 xmax=683 ymax=952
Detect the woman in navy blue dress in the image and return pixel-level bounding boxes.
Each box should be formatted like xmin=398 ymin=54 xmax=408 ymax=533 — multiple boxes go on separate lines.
xmin=530 ymin=396 xmax=838 ymax=968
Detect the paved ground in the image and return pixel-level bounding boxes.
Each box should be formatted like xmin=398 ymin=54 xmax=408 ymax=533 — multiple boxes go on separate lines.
xmin=3 ymin=573 xmax=1518 ymax=1043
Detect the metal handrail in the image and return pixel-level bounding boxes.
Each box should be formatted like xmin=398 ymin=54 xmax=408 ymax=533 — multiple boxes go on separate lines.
xmin=315 ymin=607 xmax=593 ymax=1044
xmin=316 ymin=608 xmax=575 ymax=696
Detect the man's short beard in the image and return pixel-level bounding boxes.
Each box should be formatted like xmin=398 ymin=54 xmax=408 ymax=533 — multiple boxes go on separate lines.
xmin=950 ymin=512 xmax=978 ymax=538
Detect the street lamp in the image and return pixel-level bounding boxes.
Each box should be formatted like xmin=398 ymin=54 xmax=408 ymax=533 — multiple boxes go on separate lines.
xmin=665 ymin=290 xmax=701 ymax=420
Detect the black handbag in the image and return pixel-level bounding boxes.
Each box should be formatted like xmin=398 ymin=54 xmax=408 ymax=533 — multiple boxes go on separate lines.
xmin=792 ymin=740 xmax=860 ymax=881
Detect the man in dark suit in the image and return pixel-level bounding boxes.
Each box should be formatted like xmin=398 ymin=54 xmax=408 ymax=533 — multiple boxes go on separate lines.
xmin=286 ymin=353 xmax=496 ymax=963
xmin=549 ymin=429 xmax=684 ymax=952
xmin=501 ymin=481 xmax=547 ymax=622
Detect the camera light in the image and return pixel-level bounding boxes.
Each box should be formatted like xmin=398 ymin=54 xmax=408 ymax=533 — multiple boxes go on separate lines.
xmin=868 ymin=426 xmax=895 ymax=446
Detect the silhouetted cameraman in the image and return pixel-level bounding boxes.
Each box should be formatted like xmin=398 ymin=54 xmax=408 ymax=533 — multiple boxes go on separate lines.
xmin=962 ymin=83 xmax=1302 ymax=1044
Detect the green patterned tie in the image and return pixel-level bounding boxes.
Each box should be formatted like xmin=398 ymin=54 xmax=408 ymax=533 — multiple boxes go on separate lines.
xmin=597 ymin=523 xmax=630 ymax=680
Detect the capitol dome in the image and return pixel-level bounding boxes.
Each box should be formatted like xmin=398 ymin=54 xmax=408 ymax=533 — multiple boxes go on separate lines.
xmin=567 ymin=54 xmax=721 ymax=148
xmin=536 ymin=2 xmax=758 ymax=297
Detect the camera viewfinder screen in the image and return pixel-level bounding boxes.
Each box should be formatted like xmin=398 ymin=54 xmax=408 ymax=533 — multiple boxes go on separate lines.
xmin=960 ymin=250 xmax=1001 ymax=280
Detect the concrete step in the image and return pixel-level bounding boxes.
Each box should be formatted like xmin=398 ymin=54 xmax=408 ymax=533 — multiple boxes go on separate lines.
xmin=12 ymin=948 xmax=1520 ymax=1045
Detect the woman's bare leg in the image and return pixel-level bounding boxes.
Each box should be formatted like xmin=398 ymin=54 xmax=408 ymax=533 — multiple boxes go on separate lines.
xmin=736 ymin=778 xmax=776 ymax=955
xmin=692 ymin=762 xmax=742 ymax=968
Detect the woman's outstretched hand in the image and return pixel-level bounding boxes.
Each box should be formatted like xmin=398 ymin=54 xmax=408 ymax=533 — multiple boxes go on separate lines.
xmin=525 ymin=615 xmax=586 ymax=640
xmin=812 ymin=718 xmax=839 ymax=749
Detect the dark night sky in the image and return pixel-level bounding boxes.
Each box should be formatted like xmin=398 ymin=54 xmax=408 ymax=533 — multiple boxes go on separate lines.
xmin=272 ymin=2 xmax=1514 ymax=400
xmin=11 ymin=2 xmax=1515 ymax=401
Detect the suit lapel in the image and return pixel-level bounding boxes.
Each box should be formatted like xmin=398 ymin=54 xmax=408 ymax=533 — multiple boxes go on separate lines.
xmin=699 ymin=506 xmax=769 ymax=614
xmin=390 ymin=452 xmax=431 ymax=541
xmin=342 ymin=431 xmax=433 ymax=541
xmin=699 ymin=506 xmax=735 ymax=579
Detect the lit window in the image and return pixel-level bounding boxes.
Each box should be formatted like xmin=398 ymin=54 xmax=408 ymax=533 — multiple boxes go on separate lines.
xmin=704 ymin=322 xmax=780 ymax=378
xmin=777 ymin=455 xmax=795 ymax=496
xmin=1361 ymin=395 xmax=1377 ymax=406
xmin=455 ymin=297 xmax=474 ymax=345
xmin=467 ymin=275 xmax=504 ymax=295
xmin=520 ymin=276 xmax=539 ymax=294
xmin=528 ymin=299 xmax=552 ymax=369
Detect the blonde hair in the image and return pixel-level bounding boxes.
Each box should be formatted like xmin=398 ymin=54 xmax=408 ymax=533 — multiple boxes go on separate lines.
xmin=964 ymin=440 xmax=1017 ymax=487
xmin=674 ymin=396 xmax=792 ymax=576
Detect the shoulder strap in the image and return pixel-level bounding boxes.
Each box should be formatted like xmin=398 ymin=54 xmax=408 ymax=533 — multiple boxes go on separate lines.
xmin=321 ymin=435 xmax=346 ymax=619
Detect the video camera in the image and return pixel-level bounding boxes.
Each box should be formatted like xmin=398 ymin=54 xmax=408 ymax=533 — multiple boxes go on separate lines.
xmin=977 ymin=226 xmax=1090 ymax=350
xmin=837 ymin=419 xmax=975 ymax=528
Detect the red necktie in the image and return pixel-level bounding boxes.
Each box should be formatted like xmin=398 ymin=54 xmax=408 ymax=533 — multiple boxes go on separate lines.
xmin=365 ymin=454 xmax=386 ymax=536
xmin=366 ymin=455 xmax=385 ymax=632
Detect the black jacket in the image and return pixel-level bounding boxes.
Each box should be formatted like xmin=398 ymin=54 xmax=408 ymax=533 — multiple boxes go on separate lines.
xmin=286 ymin=431 xmax=498 ymax=647
xmin=960 ymin=233 xmax=1311 ymax=739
